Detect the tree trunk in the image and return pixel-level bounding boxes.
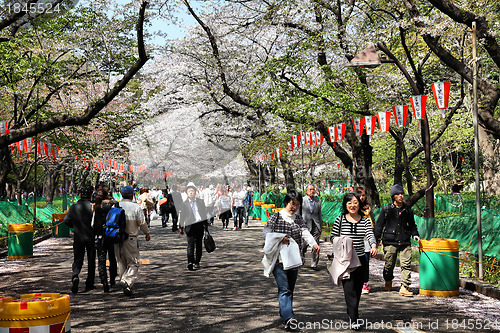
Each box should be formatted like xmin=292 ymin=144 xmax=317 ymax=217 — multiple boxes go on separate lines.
xmin=42 ymin=163 xmax=63 ymax=204
xmin=0 ymin=146 xmax=12 ymax=198
xmin=269 ymin=165 xmax=276 ymax=185
xmin=279 ymin=156 xmax=295 ymax=191
xmin=479 ymin=127 xmax=500 ymax=195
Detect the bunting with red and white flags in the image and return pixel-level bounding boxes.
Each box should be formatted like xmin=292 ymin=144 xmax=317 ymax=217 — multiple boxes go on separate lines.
xmin=410 ymin=95 xmax=427 ymax=120
xmin=327 ymin=127 xmax=336 ymax=142
xmin=300 ymin=132 xmax=307 ymax=145
xmin=352 ymin=118 xmax=365 ymax=136
xmin=292 ymin=135 xmax=300 ymax=149
xmin=364 ymin=116 xmax=376 ymax=136
xmin=392 ymin=105 xmax=409 ymax=127
xmin=377 ymin=111 xmax=391 ymax=132
xmin=276 ymin=148 xmax=282 ymax=158
xmin=287 ymin=141 xmax=293 ymax=150
xmin=431 ymin=82 xmax=451 ymax=118
xmin=314 ymin=131 xmax=324 ymax=145
xmin=0 ymin=122 xmax=9 ymax=136
xmin=336 ymin=123 xmax=346 ymax=141
xmin=24 ymin=137 xmax=33 ymax=155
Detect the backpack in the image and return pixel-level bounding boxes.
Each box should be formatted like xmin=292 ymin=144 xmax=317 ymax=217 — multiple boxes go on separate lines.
xmin=104 ymin=203 xmax=128 ymax=243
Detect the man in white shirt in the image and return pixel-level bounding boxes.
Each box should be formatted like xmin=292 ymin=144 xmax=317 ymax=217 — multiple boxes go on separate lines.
xmin=116 ymin=186 xmax=151 ymax=296
xmin=231 ymin=184 xmax=246 ymax=230
xmin=200 ymin=185 xmax=216 ymax=225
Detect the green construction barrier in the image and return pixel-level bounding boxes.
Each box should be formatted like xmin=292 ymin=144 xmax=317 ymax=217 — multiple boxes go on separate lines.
xmin=8 ymin=223 xmax=33 ymax=259
xmin=252 ymin=202 xmax=263 ymax=220
xmin=52 ymin=213 xmax=70 ymax=238
xmin=261 ymin=204 xmax=275 ymax=223
xmin=419 ymin=238 xmax=459 ymax=297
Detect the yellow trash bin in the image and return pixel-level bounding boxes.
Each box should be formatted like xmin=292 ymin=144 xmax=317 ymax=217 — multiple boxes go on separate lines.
xmin=0 ymin=293 xmax=71 ymax=332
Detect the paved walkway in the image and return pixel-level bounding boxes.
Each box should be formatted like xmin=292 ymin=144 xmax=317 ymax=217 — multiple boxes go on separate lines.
xmin=1 ymin=217 xmax=499 ymax=332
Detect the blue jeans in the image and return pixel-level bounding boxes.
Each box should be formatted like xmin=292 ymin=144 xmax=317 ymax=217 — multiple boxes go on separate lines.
xmin=233 ymin=206 xmax=245 ymax=228
xmin=245 ymin=206 xmax=252 ymax=225
xmin=272 ymin=263 xmax=298 ymax=323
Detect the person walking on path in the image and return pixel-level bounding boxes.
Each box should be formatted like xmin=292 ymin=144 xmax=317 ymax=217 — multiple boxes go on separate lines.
xmin=169 ymin=185 xmax=183 ymax=232
xmin=200 ymin=185 xmax=216 ymax=225
xmin=301 ymin=184 xmax=323 ymax=271
xmin=137 ymin=187 xmax=154 ymax=228
xmin=262 ymin=190 xmax=320 ymax=330
xmin=64 ymin=186 xmax=96 ymax=294
xmin=374 ymin=184 xmax=420 ymax=297
xmin=179 ymin=182 xmax=209 ymax=271
xmin=116 ymin=185 xmax=151 ymax=296
xmin=93 ymin=188 xmax=118 ymax=292
xmin=243 ymin=186 xmax=253 ymax=228
xmin=330 ymin=192 xmax=377 ymax=330
xmin=216 ymin=189 xmax=232 ymax=230
xmin=231 ymin=184 xmax=246 ymax=230
xmin=355 ymin=186 xmax=374 ymax=294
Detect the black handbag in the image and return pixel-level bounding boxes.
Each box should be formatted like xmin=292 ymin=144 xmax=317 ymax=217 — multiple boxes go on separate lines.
xmin=204 ymin=226 xmax=216 ymax=253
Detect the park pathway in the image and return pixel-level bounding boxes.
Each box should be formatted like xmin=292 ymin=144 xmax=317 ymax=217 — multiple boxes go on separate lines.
xmin=1 ymin=217 xmax=499 ymax=332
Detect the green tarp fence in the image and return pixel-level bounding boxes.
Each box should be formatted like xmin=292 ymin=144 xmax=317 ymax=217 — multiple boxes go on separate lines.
xmin=1 ymin=192 xmax=499 ymax=259
xmin=0 ymin=195 xmax=81 ymax=240
xmin=319 ymin=194 xmax=500 ymax=260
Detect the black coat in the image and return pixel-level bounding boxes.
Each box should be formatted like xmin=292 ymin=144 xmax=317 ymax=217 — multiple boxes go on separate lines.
xmin=374 ymin=203 xmax=419 ymax=247
xmin=179 ymin=198 xmax=208 ymax=236
xmin=64 ymin=198 xmax=94 ymax=243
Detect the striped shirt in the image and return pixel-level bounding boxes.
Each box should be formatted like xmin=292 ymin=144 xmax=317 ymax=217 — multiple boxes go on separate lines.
xmin=330 ymin=215 xmax=376 ymax=256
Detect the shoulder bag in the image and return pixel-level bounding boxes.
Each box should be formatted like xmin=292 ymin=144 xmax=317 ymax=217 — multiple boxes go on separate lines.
xmin=204 ymin=226 xmax=216 ymax=253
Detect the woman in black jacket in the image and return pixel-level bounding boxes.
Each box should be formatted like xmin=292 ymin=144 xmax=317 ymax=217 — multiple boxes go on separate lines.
xmin=93 ymin=188 xmax=118 ymax=292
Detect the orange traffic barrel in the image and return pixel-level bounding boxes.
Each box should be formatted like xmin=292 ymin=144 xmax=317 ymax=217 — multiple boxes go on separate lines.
xmin=0 ymin=293 xmax=70 ymax=332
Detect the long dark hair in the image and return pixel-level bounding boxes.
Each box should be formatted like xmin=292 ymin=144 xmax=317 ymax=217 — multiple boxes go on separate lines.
xmin=342 ymin=192 xmax=362 ymax=215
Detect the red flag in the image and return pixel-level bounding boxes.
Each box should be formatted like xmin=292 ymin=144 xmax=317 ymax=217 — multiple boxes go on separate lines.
xmin=431 ymin=82 xmax=451 ymax=109
xmin=0 ymin=122 xmax=7 ymax=136
xmin=410 ymin=95 xmax=427 ymax=120
xmin=315 ymin=131 xmax=323 ymax=145
xmin=377 ymin=111 xmax=391 ymax=132
xmin=335 ymin=123 xmax=346 ymax=141
xmin=364 ymin=116 xmax=376 ymax=136
xmin=392 ymin=105 xmax=409 ymax=127
xmin=292 ymin=135 xmax=300 ymax=149
xmin=327 ymin=127 xmax=336 ymax=142
xmin=352 ymin=118 xmax=365 ymax=136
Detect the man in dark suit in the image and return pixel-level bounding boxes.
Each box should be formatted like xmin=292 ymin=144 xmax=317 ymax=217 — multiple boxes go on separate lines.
xmin=301 ymin=184 xmax=323 ymax=270
xmin=170 ymin=185 xmax=183 ymax=232
xmin=64 ymin=186 xmax=95 ymax=293
xmin=179 ymin=182 xmax=209 ymax=271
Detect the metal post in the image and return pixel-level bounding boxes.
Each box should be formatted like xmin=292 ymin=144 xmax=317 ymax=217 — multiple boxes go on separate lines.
xmin=33 ymin=136 xmax=37 ymax=225
xmin=472 ymin=21 xmax=483 ymax=279
xmin=301 ymin=140 xmax=304 ymax=193
xmin=258 ymin=164 xmax=261 ymax=195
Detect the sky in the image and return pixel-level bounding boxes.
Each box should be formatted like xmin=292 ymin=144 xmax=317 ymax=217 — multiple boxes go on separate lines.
xmin=77 ymin=0 xmax=198 ymax=44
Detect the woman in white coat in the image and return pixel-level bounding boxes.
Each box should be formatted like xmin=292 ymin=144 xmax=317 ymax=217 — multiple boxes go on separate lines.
xmin=263 ymin=190 xmax=320 ymax=330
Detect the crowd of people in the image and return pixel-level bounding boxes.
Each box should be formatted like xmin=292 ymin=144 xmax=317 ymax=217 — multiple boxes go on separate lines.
xmin=63 ymin=181 xmax=420 ymax=331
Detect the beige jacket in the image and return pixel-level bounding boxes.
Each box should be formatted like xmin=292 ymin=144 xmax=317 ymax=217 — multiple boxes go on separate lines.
xmin=328 ymin=235 xmax=361 ymax=286
xmin=137 ymin=193 xmax=154 ymax=211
